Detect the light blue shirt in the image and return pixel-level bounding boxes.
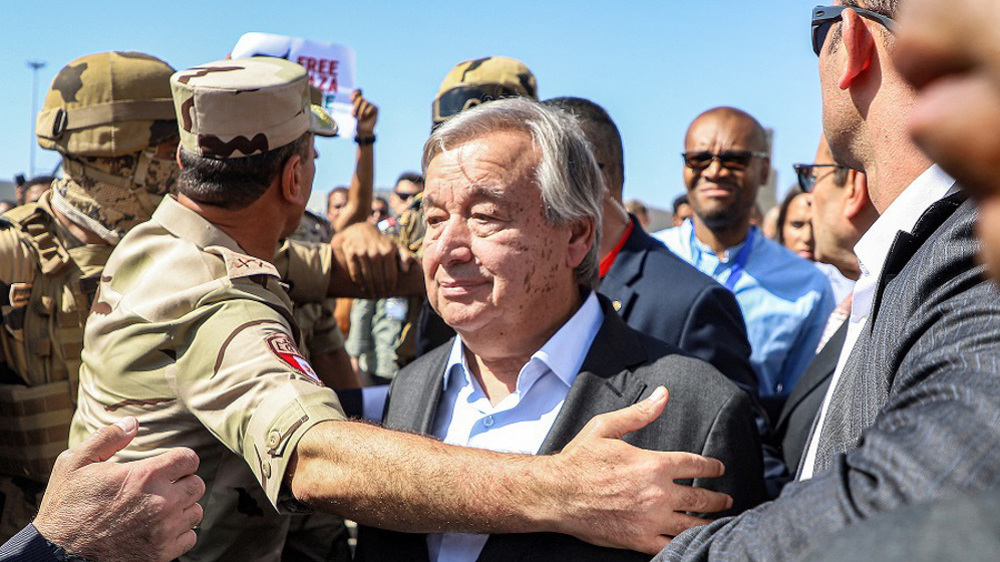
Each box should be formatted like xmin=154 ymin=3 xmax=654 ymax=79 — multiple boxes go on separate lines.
xmin=654 ymin=220 xmax=835 ymax=397
xmin=426 ymin=292 xmax=604 ymax=562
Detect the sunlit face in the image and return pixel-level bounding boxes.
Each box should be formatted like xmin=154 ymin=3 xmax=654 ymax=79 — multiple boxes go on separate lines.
xmin=422 ymin=131 xmax=582 ymax=343
xmin=327 ymin=190 xmax=347 ymax=225
xmin=673 ymin=202 xmax=693 ymax=226
xmin=390 ymin=180 xmax=423 ymax=217
xmin=782 ymin=193 xmax=815 ymax=261
xmin=683 ymin=114 xmax=768 ymax=232
xmin=810 ymin=137 xmax=849 ymax=264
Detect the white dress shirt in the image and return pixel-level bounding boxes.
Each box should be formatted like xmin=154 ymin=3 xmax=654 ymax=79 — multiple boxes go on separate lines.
xmin=426 ymin=292 xmax=604 ymax=562
xmin=800 ymin=165 xmax=957 ymax=479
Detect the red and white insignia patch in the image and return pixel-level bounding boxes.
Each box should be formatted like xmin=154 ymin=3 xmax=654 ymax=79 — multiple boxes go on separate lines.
xmin=266 ymin=333 xmax=320 ymax=383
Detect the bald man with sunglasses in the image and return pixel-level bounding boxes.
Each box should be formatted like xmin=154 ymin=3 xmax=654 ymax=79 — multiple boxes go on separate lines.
xmin=655 ymin=108 xmax=835 ymax=422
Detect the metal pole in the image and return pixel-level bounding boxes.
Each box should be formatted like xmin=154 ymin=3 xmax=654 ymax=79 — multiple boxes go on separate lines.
xmin=27 ymin=60 xmax=46 ymax=178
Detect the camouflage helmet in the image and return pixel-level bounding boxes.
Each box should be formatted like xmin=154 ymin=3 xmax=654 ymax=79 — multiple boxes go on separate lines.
xmin=432 ymin=56 xmax=537 ymax=129
xmin=36 ymin=51 xmax=178 ymax=157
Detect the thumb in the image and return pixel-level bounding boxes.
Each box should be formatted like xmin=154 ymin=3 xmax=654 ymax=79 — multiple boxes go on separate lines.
xmin=72 ymin=417 xmax=139 ymax=468
xmin=594 ymin=386 xmax=668 ymax=440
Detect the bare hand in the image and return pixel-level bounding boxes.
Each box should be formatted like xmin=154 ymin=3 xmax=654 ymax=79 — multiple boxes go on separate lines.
xmin=351 ymin=89 xmax=379 ymax=136
xmin=333 ymin=222 xmax=408 ymax=297
xmin=34 ymin=418 xmax=205 ymax=562
xmin=552 ymin=387 xmax=731 ymax=554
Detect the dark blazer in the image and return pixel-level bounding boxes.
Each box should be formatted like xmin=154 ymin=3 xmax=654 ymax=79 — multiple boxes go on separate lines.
xmin=599 ymin=220 xmax=758 ymax=399
xmin=657 ymin=193 xmax=1000 ymax=560
xmin=0 ymin=525 xmax=59 ymax=562
xmin=357 ymin=296 xmax=767 ymax=562
xmin=772 ymin=322 xmax=846 ymax=474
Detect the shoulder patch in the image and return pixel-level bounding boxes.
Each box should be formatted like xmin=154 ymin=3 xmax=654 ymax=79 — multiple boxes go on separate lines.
xmin=206 ymin=246 xmax=280 ymax=280
xmin=266 ymin=332 xmax=321 ymax=384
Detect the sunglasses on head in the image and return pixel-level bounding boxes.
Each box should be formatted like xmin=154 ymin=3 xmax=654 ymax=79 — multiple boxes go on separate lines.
xmin=793 ymin=163 xmax=851 ymax=192
xmin=432 ymin=83 xmax=524 ymax=124
xmin=682 ymin=150 xmax=768 ymax=171
xmin=812 ymin=5 xmax=895 ymax=57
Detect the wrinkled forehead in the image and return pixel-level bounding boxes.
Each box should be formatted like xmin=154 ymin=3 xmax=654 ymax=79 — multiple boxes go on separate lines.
xmin=426 ymin=132 xmax=538 ymax=197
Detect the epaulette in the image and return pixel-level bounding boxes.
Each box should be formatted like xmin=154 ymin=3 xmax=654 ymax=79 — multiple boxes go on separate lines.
xmin=206 ymin=246 xmax=280 ymax=280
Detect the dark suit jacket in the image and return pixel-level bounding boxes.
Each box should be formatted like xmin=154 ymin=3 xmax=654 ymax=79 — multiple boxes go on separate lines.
xmin=357 ymin=296 xmax=767 ymax=562
xmin=658 ymin=193 xmax=1000 ymax=560
xmin=598 ymin=219 xmax=757 ymax=400
xmin=772 ymin=322 xmax=846 ymax=474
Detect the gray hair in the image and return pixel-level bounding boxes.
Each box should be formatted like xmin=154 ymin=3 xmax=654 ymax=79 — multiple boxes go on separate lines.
xmin=421 ymin=97 xmax=604 ymax=285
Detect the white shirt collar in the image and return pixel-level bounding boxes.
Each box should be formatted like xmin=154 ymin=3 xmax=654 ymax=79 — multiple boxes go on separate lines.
xmin=851 ymin=164 xmax=956 ymax=319
xmin=443 ymin=291 xmax=604 ymax=391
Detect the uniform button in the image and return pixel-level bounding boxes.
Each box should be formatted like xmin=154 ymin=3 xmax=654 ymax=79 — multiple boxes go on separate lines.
xmin=262 ymin=462 xmax=272 ymax=479
xmin=776 ymin=383 xmax=784 ymax=393
xmin=267 ymin=430 xmax=281 ymax=449
xmin=483 ymin=415 xmax=495 ymax=427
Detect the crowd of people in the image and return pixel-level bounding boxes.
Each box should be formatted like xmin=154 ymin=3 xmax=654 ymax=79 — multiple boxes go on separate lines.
xmin=2 ymin=0 xmax=1000 ymax=560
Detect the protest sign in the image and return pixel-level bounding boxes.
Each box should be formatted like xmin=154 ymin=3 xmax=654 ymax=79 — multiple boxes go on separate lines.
xmin=232 ymin=32 xmax=358 ymax=137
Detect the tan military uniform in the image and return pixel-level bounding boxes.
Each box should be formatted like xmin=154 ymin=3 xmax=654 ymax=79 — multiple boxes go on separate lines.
xmin=0 ymin=190 xmax=113 ymax=541
xmin=69 ymin=196 xmax=345 ymax=562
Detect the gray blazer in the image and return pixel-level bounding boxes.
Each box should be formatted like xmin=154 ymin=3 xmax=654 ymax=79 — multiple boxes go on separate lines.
xmin=657 ymin=193 xmax=1000 ymax=560
xmin=356 ymin=295 xmax=766 ymax=562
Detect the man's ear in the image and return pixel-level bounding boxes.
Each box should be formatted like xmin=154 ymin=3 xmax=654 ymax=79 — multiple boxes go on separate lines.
xmin=838 ymin=8 xmax=877 ymax=90
xmin=843 ymin=170 xmax=872 ymax=219
xmin=567 ymin=217 xmax=596 ymax=269
xmin=279 ymin=153 xmax=305 ymax=205
xmin=175 ymin=145 xmax=183 ymax=169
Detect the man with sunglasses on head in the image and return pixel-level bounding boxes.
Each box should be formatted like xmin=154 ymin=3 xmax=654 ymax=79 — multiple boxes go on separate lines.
xmin=655 ymin=2 xmax=1000 ymax=560
xmin=655 ymin=107 xmax=835 ymax=423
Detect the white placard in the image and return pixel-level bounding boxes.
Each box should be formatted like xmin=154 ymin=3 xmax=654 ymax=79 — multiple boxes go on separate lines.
xmin=232 ymin=32 xmax=357 ymax=138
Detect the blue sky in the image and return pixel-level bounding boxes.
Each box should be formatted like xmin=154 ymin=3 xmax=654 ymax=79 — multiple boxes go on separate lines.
xmin=2 ymin=1 xmax=824 ymax=214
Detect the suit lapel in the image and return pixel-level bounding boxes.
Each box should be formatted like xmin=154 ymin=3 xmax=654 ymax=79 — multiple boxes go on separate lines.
xmin=775 ymin=321 xmax=847 ymax=432
xmin=870 ymin=191 xmax=965 ymax=328
xmin=383 ymin=341 xmax=452 ymax=434
xmin=598 ymin=220 xmax=649 ymax=322
xmin=538 ymin=297 xmax=649 ymax=454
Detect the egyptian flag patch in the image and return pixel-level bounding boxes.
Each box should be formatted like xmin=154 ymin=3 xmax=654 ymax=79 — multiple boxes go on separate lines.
xmin=266 ymin=333 xmax=320 ymax=383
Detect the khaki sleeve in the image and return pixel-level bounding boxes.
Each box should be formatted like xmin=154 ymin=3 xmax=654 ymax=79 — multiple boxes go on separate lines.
xmin=273 ymin=239 xmax=332 ymax=304
xmin=304 ymin=298 xmax=344 ymax=357
xmin=0 ymin=228 xmax=39 ymax=284
xmin=175 ymin=298 xmax=345 ymax=508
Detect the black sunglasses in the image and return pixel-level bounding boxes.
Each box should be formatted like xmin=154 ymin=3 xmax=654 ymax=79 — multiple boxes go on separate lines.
xmin=793 ymin=163 xmax=851 ymax=192
xmin=812 ymin=5 xmax=895 ymax=56
xmin=432 ymin=83 xmax=524 ymax=124
xmin=682 ymin=150 xmax=768 ymax=171
xmin=394 ymin=191 xmax=417 ymax=201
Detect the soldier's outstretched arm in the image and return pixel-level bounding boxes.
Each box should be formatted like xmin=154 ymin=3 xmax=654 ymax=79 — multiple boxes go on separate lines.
xmin=288 ymin=387 xmax=731 ymax=555
xmin=332 ymin=90 xmax=378 ymax=233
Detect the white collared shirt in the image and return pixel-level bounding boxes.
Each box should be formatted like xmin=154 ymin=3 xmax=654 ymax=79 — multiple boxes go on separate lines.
xmin=800 ymin=165 xmax=957 ymax=479
xmin=426 ymin=292 xmax=604 ymax=562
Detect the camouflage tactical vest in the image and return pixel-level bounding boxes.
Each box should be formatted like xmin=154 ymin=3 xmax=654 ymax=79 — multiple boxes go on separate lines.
xmin=0 ymin=200 xmax=111 ymax=482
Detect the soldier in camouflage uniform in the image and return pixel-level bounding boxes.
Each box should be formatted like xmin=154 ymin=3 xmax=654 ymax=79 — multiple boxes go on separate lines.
xmin=0 ymin=50 xmax=180 ymax=542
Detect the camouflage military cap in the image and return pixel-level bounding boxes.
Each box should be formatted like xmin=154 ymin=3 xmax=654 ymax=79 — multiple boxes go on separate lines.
xmin=171 ymin=57 xmax=337 ymax=160
xmin=36 ymin=51 xmax=177 ymax=157
xmin=432 ymin=56 xmax=538 ymax=128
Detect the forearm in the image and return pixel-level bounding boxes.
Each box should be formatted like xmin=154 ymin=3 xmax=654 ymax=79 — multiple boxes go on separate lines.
xmin=333 ymin=144 xmax=374 ymax=232
xmin=289 ymin=420 xmax=559 ymax=534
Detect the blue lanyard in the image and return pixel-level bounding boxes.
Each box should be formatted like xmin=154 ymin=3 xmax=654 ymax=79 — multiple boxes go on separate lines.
xmin=690 ymin=226 xmax=756 ymax=292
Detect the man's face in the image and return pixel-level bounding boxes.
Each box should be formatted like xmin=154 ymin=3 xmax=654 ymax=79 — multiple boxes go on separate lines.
xmin=390 ymin=180 xmax=423 ymax=216
xmin=327 ymin=190 xmax=347 ymax=225
xmin=683 ymin=115 xmax=768 ymax=232
xmin=817 ymin=3 xmax=865 ymax=172
xmin=673 ymin=202 xmax=693 ymax=226
xmin=282 ymin=138 xmax=317 ymax=239
xmin=810 ymin=137 xmax=849 ymax=264
xmin=422 ymin=131 xmax=583 ymax=342
xmin=894 ymin=0 xmax=1000 ymax=281
xmin=370 ymin=199 xmax=389 ymax=225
